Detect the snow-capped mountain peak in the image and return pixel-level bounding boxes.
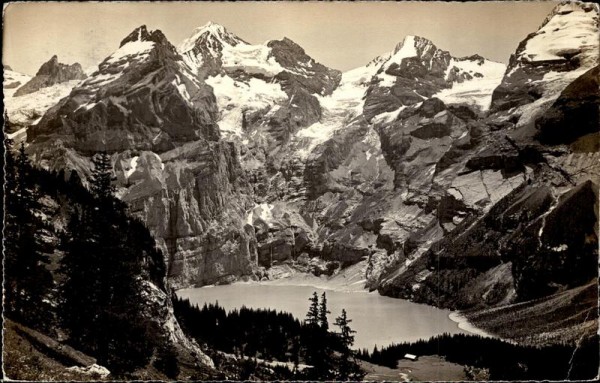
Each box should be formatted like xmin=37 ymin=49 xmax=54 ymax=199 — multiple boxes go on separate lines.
xmin=383 ymin=35 xmax=419 ymax=70
xmin=518 ymin=2 xmax=598 ymax=66
xmin=120 ymin=25 xmax=156 ymax=47
xmin=86 ymin=25 xmax=172 ymax=83
xmin=491 ymin=1 xmax=598 ymax=122
xmin=363 ymin=35 xmax=507 ymax=116
xmin=179 ymin=21 xmax=245 ymax=54
xmin=194 ymin=21 xmax=233 ymax=38
xmin=178 ymin=22 xmax=250 ymax=76
xmin=375 ymin=34 xmax=449 ymax=88
xmin=394 ymin=35 xmax=419 ymax=53
xmin=434 ymin=55 xmax=506 ymax=111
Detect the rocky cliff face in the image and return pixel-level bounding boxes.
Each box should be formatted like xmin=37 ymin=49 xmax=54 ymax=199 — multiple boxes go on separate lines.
xmin=22 ymin=166 xmax=214 ymax=373
xmin=14 ymin=56 xmax=86 ymax=97
xmin=25 ymin=25 xmax=258 ymax=287
xmin=20 ymin=1 xmax=599 ymax=340
xmin=373 ymin=2 xmax=599 ymax=342
xmin=29 ymin=26 xmax=219 ymax=155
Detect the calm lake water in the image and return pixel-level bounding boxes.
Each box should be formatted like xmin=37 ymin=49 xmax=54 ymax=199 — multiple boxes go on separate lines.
xmin=177 ymin=283 xmax=467 ymax=350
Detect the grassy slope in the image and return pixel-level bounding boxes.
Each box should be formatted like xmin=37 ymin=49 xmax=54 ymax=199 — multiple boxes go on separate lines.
xmin=465 ymin=280 xmax=598 ymax=346
xmin=3 ymin=320 xmax=108 ymax=381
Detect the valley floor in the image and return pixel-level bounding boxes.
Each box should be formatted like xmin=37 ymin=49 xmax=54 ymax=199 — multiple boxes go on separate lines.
xmin=359 ymin=355 xmax=467 ymax=381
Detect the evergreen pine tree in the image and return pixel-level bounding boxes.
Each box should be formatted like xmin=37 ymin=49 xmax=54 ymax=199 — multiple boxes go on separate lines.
xmin=302 ymin=292 xmax=320 ymax=375
xmin=60 ymin=153 xmax=157 ymax=373
xmin=4 ymin=141 xmax=52 ymax=328
xmin=302 ymin=292 xmax=334 ymax=379
xmin=90 ymin=151 xmax=115 ymax=201
xmin=60 ymin=207 xmax=103 ymax=350
xmin=318 ymin=292 xmax=330 ymax=331
xmin=334 ymin=309 xmax=363 ymax=380
xmin=306 ymin=292 xmax=319 ymax=327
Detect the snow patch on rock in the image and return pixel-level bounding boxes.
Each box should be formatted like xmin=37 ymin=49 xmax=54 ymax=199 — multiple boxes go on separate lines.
xmin=107 ymin=40 xmax=155 ymax=65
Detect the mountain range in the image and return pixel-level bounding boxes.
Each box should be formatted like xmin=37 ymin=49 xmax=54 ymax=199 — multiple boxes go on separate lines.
xmin=3 ymin=0 xmax=598 ymax=350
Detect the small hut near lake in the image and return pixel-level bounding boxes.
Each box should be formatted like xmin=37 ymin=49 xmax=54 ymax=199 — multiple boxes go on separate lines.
xmin=404 ymin=353 xmax=418 ymax=361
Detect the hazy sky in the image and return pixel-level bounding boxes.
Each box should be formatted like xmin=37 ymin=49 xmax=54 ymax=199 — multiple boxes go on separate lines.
xmin=3 ymin=1 xmax=558 ymax=75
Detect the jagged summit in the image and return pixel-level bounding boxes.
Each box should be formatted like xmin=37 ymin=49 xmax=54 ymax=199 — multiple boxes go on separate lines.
xmin=119 ymin=25 xmax=171 ymax=49
xmin=13 ymin=55 xmax=86 ymax=97
xmin=179 ymin=21 xmax=245 ymax=53
xmin=27 ymin=21 xmax=220 ymax=155
xmin=388 ymin=35 xmax=501 ymax=69
xmin=362 ymin=34 xmax=507 ymax=116
xmin=120 ymin=25 xmax=151 ymax=47
xmin=195 ymin=21 xmax=229 ymax=35
xmin=34 ymin=55 xmax=85 ymax=77
xmin=384 ymin=35 xmax=423 ymax=69
xmin=393 ymin=35 xmax=434 ymax=54
xmin=393 ymin=35 xmax=421 ymax=50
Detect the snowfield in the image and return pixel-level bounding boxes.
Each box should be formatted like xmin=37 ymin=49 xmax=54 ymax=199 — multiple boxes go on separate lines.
xmin=206 ymin=74 xmax=288 ymax=137
xmin=3 ymin=69 xmax=33 ymax=97
xmin=434 ymin=58 xmax=506 ymax=110
xmin=221 ymin=43 xmax=284 ymax=77
xmin=4 ymin=80 xmax=81 ymax=129
xmin=520 ymin=2 xmax=598 ymax=65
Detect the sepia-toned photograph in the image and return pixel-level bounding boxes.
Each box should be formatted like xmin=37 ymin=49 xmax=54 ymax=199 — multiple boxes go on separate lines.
xmin=2 ymin=1 xmax=598 ymax=381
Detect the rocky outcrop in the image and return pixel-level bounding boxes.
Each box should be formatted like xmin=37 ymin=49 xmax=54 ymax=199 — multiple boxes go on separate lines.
xmin=25 ymin=26 xmax=247 ymax=288
xmin=378 ymin=179 xmax=598 ymax=310
xmin=268 ymin=37 xmax=342 ymax=96
xmin=119 ymin=140 xmax=256 ymax=287
xmin=14 ymin=56 xmax=86 ymax=96
xmin=535 ymin=66 xmax=599 ymax=145
xmin=507 ymin=180 xmax=598 ymax=300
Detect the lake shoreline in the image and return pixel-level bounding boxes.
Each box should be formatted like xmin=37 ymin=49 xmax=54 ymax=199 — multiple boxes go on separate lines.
xmin=178 ymin=273 xmax=503 ymax=350
xmin=447 ymin=312 xmax=496 ymax=339
xmin=185 ymin=272 xmax=499 ymax=343
xmin=257 ymin=278 xmax=500 ymax=342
